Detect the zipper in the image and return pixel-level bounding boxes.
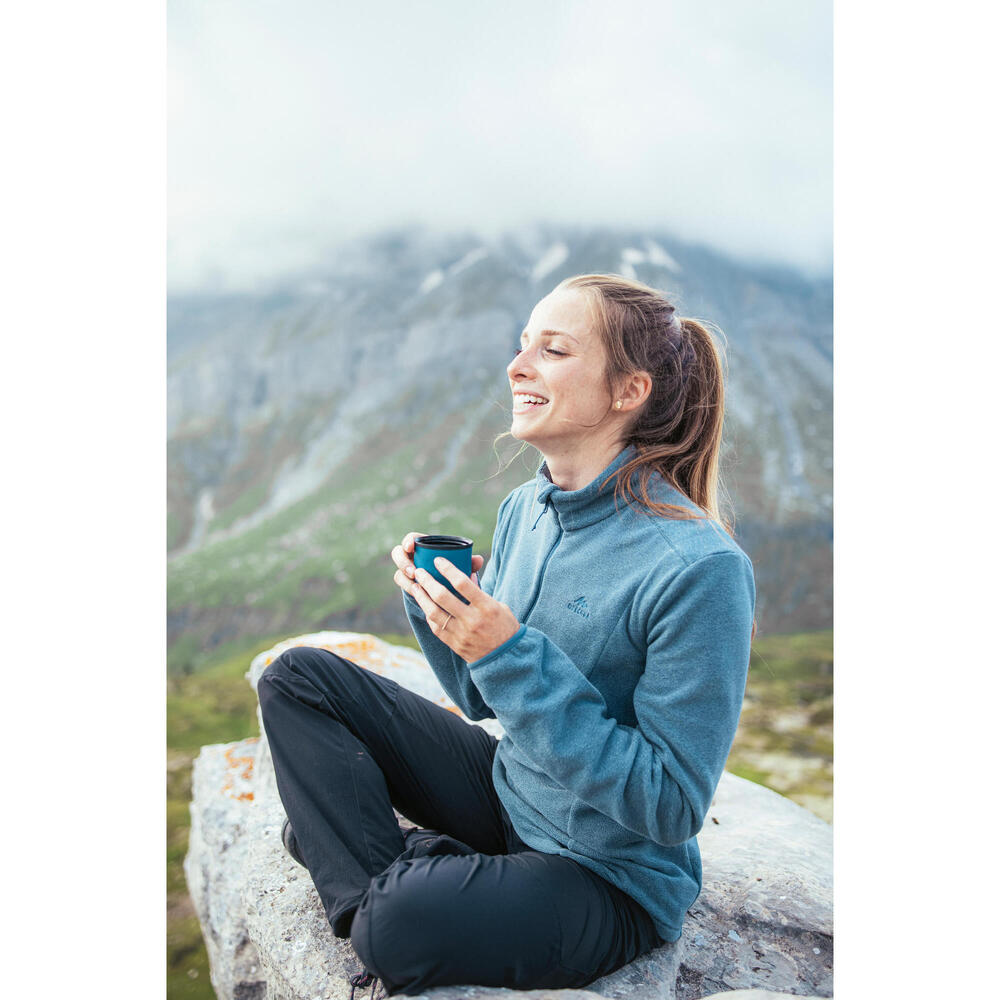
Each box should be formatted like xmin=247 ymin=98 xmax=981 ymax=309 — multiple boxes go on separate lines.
xmin=522 ymin=517 xmax=561 ymax=621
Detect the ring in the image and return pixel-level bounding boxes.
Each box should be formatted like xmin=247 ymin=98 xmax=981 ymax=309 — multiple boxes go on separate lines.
xmin=441 ymin=613 xmax=452 ymax=631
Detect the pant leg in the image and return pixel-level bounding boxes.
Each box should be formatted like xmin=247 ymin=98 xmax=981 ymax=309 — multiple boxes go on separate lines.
xmin=350 ymin=849 xmax=662 ymax=994
xmin=257 ymin=646 xmax=511 ymax=935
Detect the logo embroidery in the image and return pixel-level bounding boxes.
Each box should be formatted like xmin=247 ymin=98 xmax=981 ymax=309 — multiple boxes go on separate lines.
xmin=567 ymin=595 xmax=591 ymax=619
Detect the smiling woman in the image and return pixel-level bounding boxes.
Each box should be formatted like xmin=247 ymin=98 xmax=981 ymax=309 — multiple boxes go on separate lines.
xmin=257 ymin=274 xmax=757 ymax=996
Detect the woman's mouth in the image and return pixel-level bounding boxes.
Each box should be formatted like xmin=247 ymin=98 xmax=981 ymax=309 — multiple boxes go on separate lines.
xmin=512 ymin=393 xmax=550 ymax=413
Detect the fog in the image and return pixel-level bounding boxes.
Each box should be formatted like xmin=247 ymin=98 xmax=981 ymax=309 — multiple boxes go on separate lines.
xmin=169 ymin=0 xmax=831 ymax=291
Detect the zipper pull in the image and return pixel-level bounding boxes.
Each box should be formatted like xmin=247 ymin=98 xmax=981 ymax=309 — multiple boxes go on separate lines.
xmin=532 ymin=498 xmax=550 ymax=531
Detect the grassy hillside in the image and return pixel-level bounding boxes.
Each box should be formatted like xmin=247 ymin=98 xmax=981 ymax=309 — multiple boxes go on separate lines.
xmin=167 ymin=419 xmax=536 ymax=674
xmin=167 ymin=627 xmax=832 ymax=997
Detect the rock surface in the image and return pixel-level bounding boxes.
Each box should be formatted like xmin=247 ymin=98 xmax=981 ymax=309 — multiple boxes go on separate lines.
xmin=184 ymin=735 xmax=267 ymax=1000
xmin=186 ymin=632 xmax=833 ymax=1000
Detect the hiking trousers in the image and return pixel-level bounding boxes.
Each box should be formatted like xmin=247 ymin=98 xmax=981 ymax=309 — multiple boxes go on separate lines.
xmin=257 ymin=646 xmax=662 ymax=995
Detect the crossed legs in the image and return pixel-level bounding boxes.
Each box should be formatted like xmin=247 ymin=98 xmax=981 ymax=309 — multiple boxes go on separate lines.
xmin=257 ymin=646 xmax=659 ymax=994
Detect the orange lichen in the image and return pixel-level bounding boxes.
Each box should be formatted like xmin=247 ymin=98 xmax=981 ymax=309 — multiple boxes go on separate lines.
xmin=321 ymin=637 xmax=378 ymax=663
xmin=222 ymin=741 xmax=258 ymax=802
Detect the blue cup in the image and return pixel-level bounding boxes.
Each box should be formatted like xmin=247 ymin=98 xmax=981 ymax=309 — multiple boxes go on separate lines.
xmin=413 ymin=535 xmax=474 ymax=600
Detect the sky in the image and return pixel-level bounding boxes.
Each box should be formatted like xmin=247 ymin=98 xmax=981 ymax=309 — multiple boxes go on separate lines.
xmin=168 ymin=0 xmax=832 ymax=291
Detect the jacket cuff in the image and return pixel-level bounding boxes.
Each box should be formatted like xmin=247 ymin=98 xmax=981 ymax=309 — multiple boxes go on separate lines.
xmin=468 ymin=624 xmax=527 ymax=671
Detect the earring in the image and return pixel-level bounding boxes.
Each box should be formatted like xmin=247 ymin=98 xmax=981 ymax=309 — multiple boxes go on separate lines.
xmin=615 ymin=400 xmax=623 ymax=409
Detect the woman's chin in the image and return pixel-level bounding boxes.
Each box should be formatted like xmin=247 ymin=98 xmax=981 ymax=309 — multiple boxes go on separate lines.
xmin=510 ymin=417 xmax=538 ymax=444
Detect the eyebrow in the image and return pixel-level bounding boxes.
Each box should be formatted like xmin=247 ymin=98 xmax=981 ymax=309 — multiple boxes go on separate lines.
xmin=519 ymin=328 xmax=581 ymax=345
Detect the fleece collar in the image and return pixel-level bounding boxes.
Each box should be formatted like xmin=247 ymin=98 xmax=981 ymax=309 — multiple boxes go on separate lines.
xmin=532 ymin=445 xmax=640 ymax=531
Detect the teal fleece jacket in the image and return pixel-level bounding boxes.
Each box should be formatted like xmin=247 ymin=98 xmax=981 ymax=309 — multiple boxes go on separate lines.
xmin=403 ymin=444 xmax=756 ymax=942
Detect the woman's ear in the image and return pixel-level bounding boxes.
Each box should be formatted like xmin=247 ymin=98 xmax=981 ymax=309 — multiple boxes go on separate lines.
xmin=617 ymin=371 xmax=652 ymax=411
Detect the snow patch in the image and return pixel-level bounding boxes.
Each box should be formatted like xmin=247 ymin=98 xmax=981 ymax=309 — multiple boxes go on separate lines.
xmin=448 ymin=247 xmax=489 ymax=276
xmin=531 ymin=242 xmax=569 ymax=282
xmin=619 ymin=241 xmax=681 ymax=276
xmin=643 ymin=238 xmax=681 ymax=272
xmin=181 ymin=488 xmax=216 ymax=552
xmin=420 ymin=269 xmax=444 ymax=294
xmin=197 ymin=489 xmax=215 ymax=522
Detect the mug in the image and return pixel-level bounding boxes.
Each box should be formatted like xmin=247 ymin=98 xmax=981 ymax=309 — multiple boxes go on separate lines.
xmin=413 ymin=534 xmax=474 ymax=600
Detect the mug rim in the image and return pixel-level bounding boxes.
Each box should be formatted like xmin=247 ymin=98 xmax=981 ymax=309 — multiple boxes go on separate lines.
xmin=413 ymin=534 xmax=473 ymax=549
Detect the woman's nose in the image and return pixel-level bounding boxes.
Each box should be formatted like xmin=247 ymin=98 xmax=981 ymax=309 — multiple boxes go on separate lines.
xmin=507 ymin=347 xmax=535 ymax=380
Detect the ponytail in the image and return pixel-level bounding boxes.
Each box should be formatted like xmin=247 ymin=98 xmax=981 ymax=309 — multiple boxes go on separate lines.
xmin=559 ymin=275 xmax=757 ymax=642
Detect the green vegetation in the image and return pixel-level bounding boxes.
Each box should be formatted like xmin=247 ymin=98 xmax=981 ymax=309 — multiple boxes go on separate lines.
xmin=166 ymin=405 xmax=536 ymax=669
xmin=726 ymin=629 xmax=834 ymax=822
xmin=210 ymin=481 xmax=270 ymax=534
xmin=167 ymin=626 xmax=833 ymax=996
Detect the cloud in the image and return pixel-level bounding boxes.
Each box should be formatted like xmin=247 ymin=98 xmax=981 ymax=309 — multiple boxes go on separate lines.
xmin=168 ymin=0 xmax=831 ymax=290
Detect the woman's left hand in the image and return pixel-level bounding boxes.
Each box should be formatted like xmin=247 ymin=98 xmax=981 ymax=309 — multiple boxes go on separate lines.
xmin=402 ymin=558 xmax=521 ymax=663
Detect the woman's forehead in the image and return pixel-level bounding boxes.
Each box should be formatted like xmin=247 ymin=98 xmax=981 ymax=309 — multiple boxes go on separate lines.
xmin=526 ymin=287 xmax=596 ymax=340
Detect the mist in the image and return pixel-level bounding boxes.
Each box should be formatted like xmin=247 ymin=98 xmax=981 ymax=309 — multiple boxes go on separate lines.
xmin=169 ymin=0 xmax=831 ymax=291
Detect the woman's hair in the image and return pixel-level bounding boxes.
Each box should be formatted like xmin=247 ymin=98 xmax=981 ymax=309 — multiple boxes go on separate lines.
xmin=557 ymin=274 xmax=733 ymax=526
xmin=561 ymin=274 xmax=756 ymax=640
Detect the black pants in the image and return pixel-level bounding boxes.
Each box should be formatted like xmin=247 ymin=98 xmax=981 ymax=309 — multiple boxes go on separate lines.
xmin=257 ymin=646 xmax=661 ymax=995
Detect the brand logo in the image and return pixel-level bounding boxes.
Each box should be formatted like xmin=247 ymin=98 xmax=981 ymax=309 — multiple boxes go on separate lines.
xmin=567 ymin=595 xmax=591 ymax=619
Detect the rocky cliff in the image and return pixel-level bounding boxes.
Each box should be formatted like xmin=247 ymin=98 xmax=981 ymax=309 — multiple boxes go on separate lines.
xmin=185 ymin=632 xmax=832 ymax=1000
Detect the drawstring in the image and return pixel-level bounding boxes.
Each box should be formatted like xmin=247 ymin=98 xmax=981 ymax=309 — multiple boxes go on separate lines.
xmin=531 ymin=498 xmax=550 ymax=530
xmin=350 ymin=970 xmax=383 ymax=1000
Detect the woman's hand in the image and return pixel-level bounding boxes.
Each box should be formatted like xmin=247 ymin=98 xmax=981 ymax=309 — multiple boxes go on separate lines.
xmin=398 ymin=555 xmax=520 ymax=663
xmin=390 ymin=532 xmax=484 ymax=588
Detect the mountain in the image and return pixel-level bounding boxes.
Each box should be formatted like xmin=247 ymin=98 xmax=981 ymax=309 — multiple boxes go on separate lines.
xmin=167 ymin=225 xmax=832 ymax=670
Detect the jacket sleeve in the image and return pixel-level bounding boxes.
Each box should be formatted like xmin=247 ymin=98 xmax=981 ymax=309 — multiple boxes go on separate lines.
xmin=466 ymin=550 xmax=755 ymax=846
xmin=402 ymin=492 xmax=516 ymax=721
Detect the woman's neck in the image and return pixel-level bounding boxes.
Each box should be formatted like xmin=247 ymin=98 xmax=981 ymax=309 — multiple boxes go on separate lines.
xmin=540 ymin=438 xmax=627 ymax=492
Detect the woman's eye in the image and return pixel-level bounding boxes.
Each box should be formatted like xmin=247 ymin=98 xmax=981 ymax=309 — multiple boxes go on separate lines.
xmin=512 ymin=346 xmax=565 ymax=358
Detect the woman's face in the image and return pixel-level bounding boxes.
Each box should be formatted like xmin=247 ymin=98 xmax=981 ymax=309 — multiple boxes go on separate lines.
xmin=507 ymin=287 xmax=616 ymax=457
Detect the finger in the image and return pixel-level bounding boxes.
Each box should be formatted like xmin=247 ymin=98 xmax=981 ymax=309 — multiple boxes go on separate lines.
xmin=391 ymin=544 xmax=417 ymax=577
xmin=402 ymin=532 xmax=427 ymax=554
xmin=431 ymin=557 xmax=483 ymax=605
xmin=413 ymin=566 xmax=468 ymax=618
xmin=471 ymin=555 xmax=484 ymax=573
xmin=406 ymin=575 xmax=444 ymax=620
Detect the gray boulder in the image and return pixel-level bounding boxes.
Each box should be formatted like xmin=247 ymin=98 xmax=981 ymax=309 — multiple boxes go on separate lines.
xmin=184 ymin=735 xmax=268 ymax=1000
xmin=185 ymin=632 xmax=832 ymax=1000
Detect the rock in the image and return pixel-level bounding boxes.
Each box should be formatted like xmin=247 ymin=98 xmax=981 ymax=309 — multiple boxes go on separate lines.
xmin=677 ymin=779 xmax=833 ymax=1000
xmin=184 ymin=735 xmax=267 ymax=1000
xmin=701 ymin=994 xmax=826 ymax=1000
xmin=185 ymin=632 xmax=832 ymax=1000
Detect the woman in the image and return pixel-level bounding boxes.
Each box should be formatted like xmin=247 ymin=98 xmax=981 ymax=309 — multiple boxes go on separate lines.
xmin=257 ymin=274 xmax=756 ymax=997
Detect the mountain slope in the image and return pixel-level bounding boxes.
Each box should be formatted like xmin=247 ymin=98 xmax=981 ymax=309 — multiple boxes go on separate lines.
xmin=167 ymin=225 xmax=832 ymax=669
